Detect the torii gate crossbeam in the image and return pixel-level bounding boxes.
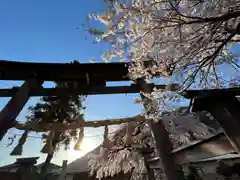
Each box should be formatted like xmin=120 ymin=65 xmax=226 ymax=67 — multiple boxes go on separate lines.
xmin=0 ymin=60 xmax=186 ymax=180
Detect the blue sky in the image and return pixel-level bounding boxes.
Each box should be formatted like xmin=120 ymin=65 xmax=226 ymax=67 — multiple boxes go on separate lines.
xmin=0 ymin=0 xmax=142 ymax=166
xmin=0 ymin=0 xmax=239 ymax=167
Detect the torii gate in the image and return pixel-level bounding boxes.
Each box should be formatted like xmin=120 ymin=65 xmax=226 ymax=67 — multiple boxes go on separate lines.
xmin=0 ymin=60 xmax=184 ymax=180
xmin=2 ymin=60 xmax=240 ymax=180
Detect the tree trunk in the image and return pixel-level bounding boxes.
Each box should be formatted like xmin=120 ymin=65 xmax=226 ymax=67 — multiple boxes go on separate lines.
xmin=137 ymin=79 xmax=185 ymax=180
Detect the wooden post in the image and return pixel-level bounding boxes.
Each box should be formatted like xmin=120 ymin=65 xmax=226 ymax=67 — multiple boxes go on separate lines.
xmin=0 ymin=79 xmax=42 ymax=140
xmin=136 ymin=79 xmax=185 ymax=180
xmin=191 ymin=95 xmax=240 ymax=153
xmin=137 ymin=147 xmax=155 ymax=180
xmin=58 ymin=160 xmax=68 ymax=180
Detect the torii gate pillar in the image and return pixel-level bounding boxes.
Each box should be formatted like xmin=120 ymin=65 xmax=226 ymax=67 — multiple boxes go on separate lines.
xmin=137 ymin=79 xmax=185 ymax=180
xmin=0 ymin=79 xmax=43 ymax=140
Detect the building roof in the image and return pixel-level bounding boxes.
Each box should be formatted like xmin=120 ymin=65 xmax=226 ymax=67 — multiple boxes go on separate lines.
xmin=148 ymin=130 xmax=239 ymax=167
xmin=36 ymin=163 xmax=61 ymax=170
xmin=183 ymin=87 xmax=240 ymax=99
xmin=0 ymin=157 xmax=39 ymax=173
xmin=0 ymin=163 xmax=19 ymax=173
xmin=172 ymin=131 xmax=224 ymax=153
xmin=189 ymin=153 xmax=240 ymax=164
xmin=148 ymin=131 xmax=225 ymax=163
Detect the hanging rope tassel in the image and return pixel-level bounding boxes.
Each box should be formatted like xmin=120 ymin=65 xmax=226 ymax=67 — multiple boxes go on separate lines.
xmin=41 ymin=130 xmax=55 ymax=154
xmin=124 ymin=123 xmax=134 ymax=146
xmin=99 ymin=147 xmax=108 ymax=161
xmin=101 ymin=126 xmax=110 ymax=159
xmin=74 ymin=126 xmax=84 ymax=150
xmin=10 ymin=130 xmax=28 ymax=156
xmin=99 ymin=125 xmax=112 ymax=161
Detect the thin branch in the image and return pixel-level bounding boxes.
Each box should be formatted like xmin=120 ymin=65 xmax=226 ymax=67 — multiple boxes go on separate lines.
xmin=215 ymin=39 xmax=240 ymax=43
xmin=172 ymin=8 xmax=240 ymax=23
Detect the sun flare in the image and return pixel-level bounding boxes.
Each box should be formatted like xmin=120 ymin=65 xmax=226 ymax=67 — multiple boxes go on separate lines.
xmin=70 ymin=138 xmax=100 ymax=158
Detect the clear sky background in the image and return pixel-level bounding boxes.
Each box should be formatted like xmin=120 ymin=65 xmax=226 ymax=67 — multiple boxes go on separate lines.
xmin=0 ymin=0 xmax=143 ymax=166
xmin=0 ymin=0 xmax=239 ymax=167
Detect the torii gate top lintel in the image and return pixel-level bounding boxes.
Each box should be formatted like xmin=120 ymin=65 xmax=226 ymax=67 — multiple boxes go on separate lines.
xmin=0 ymin=60 xmax=130 ymax=83
xmin=0 ymin=60 xmax=170 ymax=97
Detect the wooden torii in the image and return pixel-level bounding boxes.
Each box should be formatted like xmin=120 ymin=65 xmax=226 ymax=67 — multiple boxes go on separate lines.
xmin=4 ymin=60 xmax=240 ymax=179
xmin=0 ymin=60 xmax=184 ymax=180
xmin=0 ymin=60 xmax=173 ymax=135
xmin=0 ymin=60 xmax=130 ymax=139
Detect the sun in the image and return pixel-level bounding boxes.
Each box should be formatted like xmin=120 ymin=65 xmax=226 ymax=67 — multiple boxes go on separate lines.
xmin=70 ymin=138 xmax=99 ymax=158
xmin=80 ymin=138 xmax=97 ymax=152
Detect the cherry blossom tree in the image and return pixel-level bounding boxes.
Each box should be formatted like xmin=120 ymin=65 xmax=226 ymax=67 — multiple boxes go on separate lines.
xmin=87 ymin=0 xmax=240 ymax=130
xmin=88 ymin=0 xmax=240 ymax=89
xmin=87 ymin=1 xmax=240 ymax=180
xmin=88 ymin=110 xmax=216 ymax=180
